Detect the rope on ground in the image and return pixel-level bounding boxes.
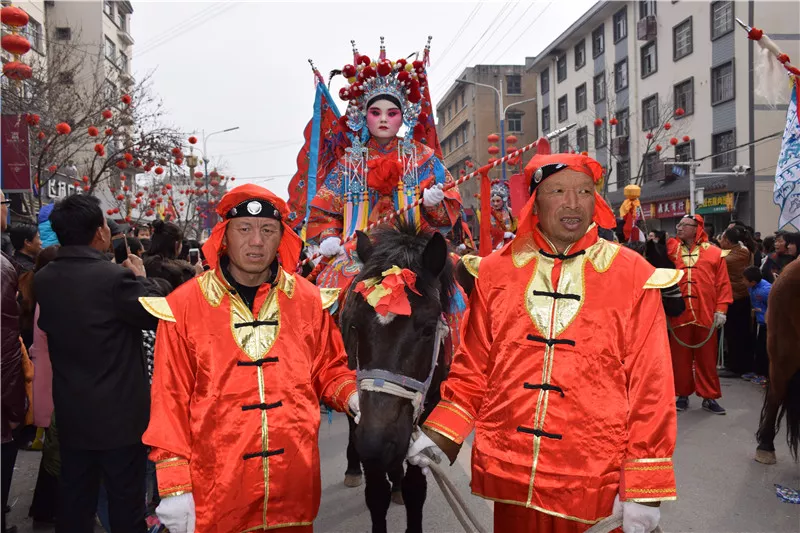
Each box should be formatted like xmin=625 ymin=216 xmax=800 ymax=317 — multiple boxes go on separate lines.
xmin=584 ymin=513 xmax=663 ymax=533
xmin=429 ymin=463 xmax=489 ymax=533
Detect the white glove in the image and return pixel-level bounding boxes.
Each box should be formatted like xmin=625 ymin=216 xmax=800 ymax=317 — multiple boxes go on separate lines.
xmin=422 ymin=183 xmax=445 ymax=207
xmin=456 ymin=243 xmax=466 ymax=252
xmin=503 ymin=232 xmax=515 ymax=239
xmin=713 ymin=311 xmax=727 ymax=329
xmin=406 ymin=431 xmax=442 ymax=475
xmin=156 ymin=492 xmax=196 ymax=533
xmin=348 ymin=392 xmax=360 ymax=424
xmin=319 ymin=237 xmax=344 ymax=258
xmin=613 ymin=495 xmax=660 ymax=533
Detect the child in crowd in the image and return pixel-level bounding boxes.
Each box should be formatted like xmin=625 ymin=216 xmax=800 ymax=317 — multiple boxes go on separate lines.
xmin=743 ymin=266 xmax=771 ymax=385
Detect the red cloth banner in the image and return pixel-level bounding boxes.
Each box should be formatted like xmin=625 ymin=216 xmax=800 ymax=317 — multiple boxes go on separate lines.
xmin=507 ymin=173 xmax=528 ymax=218
xmin=1 ymin=114 xmax=32 ymax=192
xmin=479 ymin=171 xmax=492 ymax=256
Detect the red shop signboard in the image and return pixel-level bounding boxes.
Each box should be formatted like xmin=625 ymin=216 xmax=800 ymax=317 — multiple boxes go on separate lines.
xmin=1 ymin=114 xmax=32 ymax=192
xmin=650 ymin=199 xmax=688 ymax=219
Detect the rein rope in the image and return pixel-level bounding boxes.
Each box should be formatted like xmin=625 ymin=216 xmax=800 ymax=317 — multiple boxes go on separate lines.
xmin=667 ymin=322 xmax=719 ymax=349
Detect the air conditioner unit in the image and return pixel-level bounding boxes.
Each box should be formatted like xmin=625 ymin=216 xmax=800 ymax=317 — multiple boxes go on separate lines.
xmin=611 ymin=136 xmax=629 ymax=156
xmin=637 ymin=15 xmax=657 ymax=41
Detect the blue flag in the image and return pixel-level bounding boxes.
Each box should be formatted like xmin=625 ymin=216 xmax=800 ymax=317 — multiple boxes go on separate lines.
xmin=774 ymin=78 xmax=800 ymax=229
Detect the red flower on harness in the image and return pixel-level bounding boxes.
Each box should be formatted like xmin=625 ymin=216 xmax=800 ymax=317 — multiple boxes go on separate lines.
xmin=354 ymin=266 xmax=421 ymax=317
xmin=367 ymin=157 xmax=403 ymax=196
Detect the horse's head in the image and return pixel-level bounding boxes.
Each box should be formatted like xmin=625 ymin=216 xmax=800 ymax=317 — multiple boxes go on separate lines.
xmin=645 ymin=236 xmax=673 ymax=269
xmin=340 ymin=221 xmax=453 ymax=470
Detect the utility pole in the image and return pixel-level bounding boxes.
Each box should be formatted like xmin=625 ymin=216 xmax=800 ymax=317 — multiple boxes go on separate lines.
xmin=671 ymin=161 xmax=749 ymax=215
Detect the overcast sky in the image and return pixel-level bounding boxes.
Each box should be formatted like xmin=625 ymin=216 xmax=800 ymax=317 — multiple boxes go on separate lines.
xmin=131 ymin=0 xmax=597 ymax=199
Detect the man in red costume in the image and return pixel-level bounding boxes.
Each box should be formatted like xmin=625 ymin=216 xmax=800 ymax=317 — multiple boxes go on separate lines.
xmin=141 ymin=184 xmax=358 ymax=533
xmin=668 ymin=214 xmax=733 ymax=414
xmin=408 ymin=151 xmax=679 ymax=533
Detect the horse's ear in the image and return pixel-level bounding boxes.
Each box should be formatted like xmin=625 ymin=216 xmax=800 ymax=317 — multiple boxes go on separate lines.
xmin=422 ymin=232 xmax=447 ymax=278
xmin=355 ymin=231 xmax=372 ymax=264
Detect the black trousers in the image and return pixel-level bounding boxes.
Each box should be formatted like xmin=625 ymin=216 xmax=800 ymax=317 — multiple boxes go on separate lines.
xmin=1 ymin=440 xmax=19 ymax=532
xmin=724 ymin=297 xmax=755 ymax=375
xmin=57 ymin=443 xmax=146 ymax=533
xmin=754 ymin=323 xmax=769 ymax=377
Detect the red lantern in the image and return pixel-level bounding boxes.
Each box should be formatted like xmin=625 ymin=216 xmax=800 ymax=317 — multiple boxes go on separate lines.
xmin=2 ymin=61 xmax=32 ymax=81
xmin=26 ymin=114 xmax=40 ymax=126
xmin=119 ymin=176 xmax=126 ymax=182
xmin=188 ymin=136 xmax=197 ymax=145
xmin=102 ymin=109 xmax=113 ymax=120
xmin=594 ymin=118 xmax=603 ymax=127
xmin=74 ymin=182 xmax=81 ymax=188
xmin=655 ymin=144 xmax=663 ymax=152
xmin=82 ymin=185 xmax=90 ymax=192
xmin=174 ymin=158 xmax=183 ymax=166
xmin=488 ymin=146 xmax=500 ymax=155
xmin=105 ymin=128 xmax=113 ymax=136
xmin=55 ymin=122 xmax=71 ymax=135
xmin=166 ymin=183 xmax=173 ymax=190
xmin=505 ymin=135 xmax=518 ymax=145
xmin=133 ymin=159 xmax=142 ymax=168
xmin=682 ymin=135 xmax=691 ymax=142
xmin=1 ymin=6 xmax=30 ymax=27
xmin=645 ymin=132 xmax=654 ymax=140
xmin=506 ymin=146 xmax=517 ymax=154
xmin=209 ymin=171 xmax=219 ymax=178
xmin=670 ymin=137 xmax=679 ymax=146
xmin=466 ymin=161 xmax=474 ymax=168
xmin=154 ymin=167 xmax=164 ymax=175
xmin=193 ymin=171 xmax=203 ymax=179
xmin=116 ymin=194 xmax=125 ymax=201
xmin=94 ymin=143 xmax=104 ymax=153
xmin=675 ymin=108 xmax=685 ymax=117
xmin=487 ymin=157 xmax=499 ymax=165
xmin=122 ymin=185 xmax=129 ymax=192
xmin=1 ymin=34 xmax=31 ymax=55
xmin=487 ymin=134 xmax=500 ymax=143
xmin=121 ymin=94 xmax=132 ymax=105
xmin=82 ymin=175 xmax=89 ymax=183
xmin=116 ymin=161 xmax=127 ymax=169
xmin=664 ymin=122 xmax=672 ymax=131
xmin=37 ymin=131 xmax=45 ymax=140
xmin=145 ymin=210 xmax=154 ymax=217
xmin=150 ymin=200 xmax=157 ymax=207
xmin=48 ymin=165 xmax=57 ymax=173
xmin=123 ymin=153 xmax=133 ymax=162
xmin=107 ymin=209 xmax=114 ymax=215
xmin=88 ymin=126 xmax=99 ymax=137
xmin=179 ymin=201 xmax=185 ymax=207
xmin=210 ymin=180 xmax=219 ymax=187
xmin=171 ymin=147 xmax=182 ymax=156
xmin=460 ymin=169 xmax=466 ymax=175
xmin=135 ymin=198 xmax=141 ymax=205
xmin=230 ymin=177 xmax=235 ymax=181
xmin=609 ymin=117 xmax=619 ymax=126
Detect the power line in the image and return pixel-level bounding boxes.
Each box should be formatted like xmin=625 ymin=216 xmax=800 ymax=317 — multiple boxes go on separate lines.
xmin=476 ymin=2 xmax=538 ymax=66
xmin=489 ymin=0 xmax=555 ymax=64
xmin=133 ymin=3 xmax=228 ymax=58
xmin=436 ymin=3 xmax=484 ymax=66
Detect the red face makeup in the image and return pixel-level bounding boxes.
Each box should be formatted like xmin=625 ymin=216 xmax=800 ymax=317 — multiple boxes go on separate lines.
xmin=366 ymin=99 xmax=403 ymax=144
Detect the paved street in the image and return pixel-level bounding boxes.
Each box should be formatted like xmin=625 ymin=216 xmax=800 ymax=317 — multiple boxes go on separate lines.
xmin=6 ymin=377 xmax=799 ymax=532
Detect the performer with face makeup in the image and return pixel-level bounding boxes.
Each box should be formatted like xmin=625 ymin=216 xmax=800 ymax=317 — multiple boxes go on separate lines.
xmin=488 ymin=181 xmax=517 ymax=249
xmin=305 ymin=39 xmax=463 ymax=291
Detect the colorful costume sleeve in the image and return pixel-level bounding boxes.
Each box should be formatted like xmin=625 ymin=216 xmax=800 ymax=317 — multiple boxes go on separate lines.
xmin=619 ymin=286 xmax=677 ymax=503
xmin=715 ymin=254 xmax=734 ymax=314
xmin=144 ymin=320 xmax=195 ymax=497
xmin=312 ymin=309 xmax=357 ymax=412
xmin=420 ymin=157 xmax=462 ymax=234
xmin=306 ymin=165 xmax=346 ymax=245
xmin=422 ymin=273 xmax=490 ymax=444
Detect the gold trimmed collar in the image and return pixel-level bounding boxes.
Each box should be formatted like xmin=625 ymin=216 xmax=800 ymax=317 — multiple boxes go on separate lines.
xmin=198 ymin=266 xmax=296 ymax=308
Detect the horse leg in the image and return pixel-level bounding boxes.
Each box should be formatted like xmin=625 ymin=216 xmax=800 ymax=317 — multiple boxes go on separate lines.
xmin=401 ymin=464 xmax=427 ymax=533
xmin=344 ymin=416 xmax=363 ymax=487
xmin=389 ymin=464 xmax=404 ymax=505
xmin=756 ymin=382 xmax=780 ymax=464
xmin=364 ymin=465 xmax=391 ymax=533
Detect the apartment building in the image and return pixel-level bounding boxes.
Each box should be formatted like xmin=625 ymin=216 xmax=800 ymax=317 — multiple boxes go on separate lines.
xmin=527 ymin=0 xmax=799 ymax=233
xmin=437 ymin=63 xmax=538 ymax=215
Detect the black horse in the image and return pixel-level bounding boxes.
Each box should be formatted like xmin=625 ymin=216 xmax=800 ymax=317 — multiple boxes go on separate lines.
xmin=340 ymin=221 xmax=454 ymax=533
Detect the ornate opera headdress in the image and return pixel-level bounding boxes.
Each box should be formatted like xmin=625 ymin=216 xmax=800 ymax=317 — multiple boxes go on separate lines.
xmin=490 ymin=180 xmax=509 ymax=207
xmin=336 ymin=36 xmax=433 ymax=153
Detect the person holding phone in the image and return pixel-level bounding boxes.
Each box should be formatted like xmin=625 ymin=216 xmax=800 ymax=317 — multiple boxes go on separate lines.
xmin=34 ymin=195 xmax=167 ymax=533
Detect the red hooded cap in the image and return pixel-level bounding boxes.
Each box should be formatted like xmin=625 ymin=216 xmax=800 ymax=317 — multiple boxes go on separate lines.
xmin=518 ymin=148 xmax=617 ymax=235
xmin=202 ymin=184 xmax=302 ymax=271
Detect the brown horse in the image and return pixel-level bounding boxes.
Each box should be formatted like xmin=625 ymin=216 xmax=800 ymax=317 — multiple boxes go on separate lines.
xmin=755 ymin=258 xmax=800 ymax=464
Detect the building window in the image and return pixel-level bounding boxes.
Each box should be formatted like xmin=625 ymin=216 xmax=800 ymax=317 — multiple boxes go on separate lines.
xmin=592 ymin=25 xmax=605 ymax=58
xmin=556 ymin=54 xmax=567 ymax=83
xmin=576 ymin=127 xmax=588 ymax=153
xmin=639 ymin=0 xmax=657 ymax=19
xmin=673 ymin=77 xmax=694 ymax=116
xmin=673 ymin=17 xmax=693 ymax=60
xmin=447 ymin=105 xmax=452 ymax=122
xmin=460 ymin=91 xmax=465 ymax=108
xmin=575 ymin=84 xmax=587 ymax=113
xmin=506 ymin=74 xmax=522 ymax=95
xmin=103 ymin=78 xmax=117 ymax=102
xmin=25 ymin=18 xmax=43 ymax=52
xmin=712 ymin=130 xmax=736 ymax=170
xmin=711 ymin=61 xmax=734 ymax=105
xmin=615 ymin=108 xmax=630 ymax=137
xmin=118 ymin=11 xmax=127 ymax=31
xmin=559 ymin=135 xmax=570 ymax=154
xmin=119 ymin=51 xmax=129 ymax=73
xmin=595 ymin=119 xmax=607 ymax=148
xmin=507 ymin=112 xmax=523 ymax=132
xmin=557 ymin=95 xmax=568 ymax=123
xmin=541 ymin=68 xmax=550 ymax=94
xmin=642 ymin=94 xmax=659 ymax=131
xmin=104 ymin=37 xmax=116 ymax=63
xmin=574 ymin=40 xmax=586 ymax=70
xmin=644 ymin=152 xmax=660 ymax=182
xmin=462 ymin=126 xmax=468 ymax=145
xmin=711 ymin=1 xmax=734 ymax=40
xmin=675 ymin=140 xmax=694 ymax=161
xmin=542 ymin=106 xmax=551 ymax=133
xmin=55 ymin=27 xmax=71 ymax=41
xmin=613 ymin=7 xmax=627 ymax=42
xmin=617 ymin=159 xmax=631 ymax=185
xmin=614 ymin=58 xmax=628 ymax=92
xmin=104 ymin=0 xmax=114 ymax=18
xmin=641 ymin=41 xmax=657 ymax=78
xmin=593 ymin=71 xmax=606 ymax=103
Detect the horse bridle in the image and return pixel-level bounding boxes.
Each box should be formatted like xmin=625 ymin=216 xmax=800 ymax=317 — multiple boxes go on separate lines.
xmin=354 ymin=315 xmax=450 ymax=424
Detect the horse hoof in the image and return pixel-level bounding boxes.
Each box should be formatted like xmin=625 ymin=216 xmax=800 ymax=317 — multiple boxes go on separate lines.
xmin=391 ymin=491 xmax=405 ymax=505
xmin=343 ymin=473 xmax=363 ymax=487
xmin=755 ymin=449 xmax=777 ymax=465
